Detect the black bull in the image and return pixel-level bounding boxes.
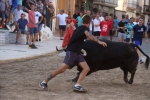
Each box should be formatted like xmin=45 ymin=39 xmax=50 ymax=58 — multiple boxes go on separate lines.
xmin=72 ymin=40 xmax=149 ymax=84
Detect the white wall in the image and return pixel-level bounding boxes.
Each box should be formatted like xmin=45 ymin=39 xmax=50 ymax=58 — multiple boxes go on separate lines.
xmin=50 ymin=0 xmax=57 ymax=32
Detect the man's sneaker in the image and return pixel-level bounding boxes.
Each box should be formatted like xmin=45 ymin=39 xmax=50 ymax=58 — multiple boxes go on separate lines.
xmin=39 ymin=38 xmax=41 ymax=41
xmin=39 ymin=81 xmax=48 ymax=89
xmin=139 ymin=59 xmax=143 ymax=64
xmin=28 ymin=44 xmax=37 ymax=49
xmin=32 ymin=44 xmax=38 ymax=49
xmin=73 ymin=85 xmax=87 ymax=93
xmin=15 ymin=42 xmax=19 ymax=44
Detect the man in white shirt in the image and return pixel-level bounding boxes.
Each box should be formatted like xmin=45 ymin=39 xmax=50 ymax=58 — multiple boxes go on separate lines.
xmin=52 ymin=10 xmax=68 ymax=40
xmin=13 ymin=5 xmax=24 ymax=32
xmin=133 ymin=17 xmax=139 ymax=25
xmin=99 ymin=12 xmax=104 ymax=21
xmin=93 ymin=13 xmax=101 ymax=38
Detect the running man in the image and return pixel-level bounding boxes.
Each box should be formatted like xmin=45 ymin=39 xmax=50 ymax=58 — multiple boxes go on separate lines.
xmin=39 ymin=15 xmax=107 ymax=93
xmin=130 ymin=17 xmax=148 ymax=63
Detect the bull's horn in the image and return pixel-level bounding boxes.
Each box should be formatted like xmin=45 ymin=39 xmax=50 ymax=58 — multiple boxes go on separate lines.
xmin=81 ymin=49 xmax=87 ymax=56
xmin=56 ymin=46 xmax=64 ymax=51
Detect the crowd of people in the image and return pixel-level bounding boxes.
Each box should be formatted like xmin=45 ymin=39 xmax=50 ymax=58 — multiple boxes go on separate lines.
xmin=0 ymin=0 xmax=54 ymax=49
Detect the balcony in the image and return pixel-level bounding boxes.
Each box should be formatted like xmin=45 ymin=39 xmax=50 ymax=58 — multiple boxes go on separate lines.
xmin=127 ymin=1 xmax=138 ymax=10
xmin=143 ymin=5 xmax=150 ymax=14
xmin=93 ymin=0 xmax=118 ymax=7
xmin=136 ymin=6 xmax=142 ymax=14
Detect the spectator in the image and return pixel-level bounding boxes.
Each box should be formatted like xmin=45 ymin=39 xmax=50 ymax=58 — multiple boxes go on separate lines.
xmin=99 ymin=12 xmax=104 ymax=21
xmin=15 ymin=13 xmax=29 ymax=44
xmin=10 ymin=0 xmax=18 ymax=23
xmin=41 ymin=0 xmax=45 ymax=4
xmin=86 ymin=10 xmax=91 ymax=16
xmin=117 ymin=16 xmax=127 ymax=42
xmin=113 ymin=15 xmax=119 ymax=36
xmin=52 ymin=10 xmax=68 ymax=40
xmin=76 ymin=12 xmax=83 ymax=27
xmin=37 ymin=8 xmax=45 ymax=41
xmin=125 ymin=17 xmax=135 ymax=43
xmin=13 ymin=5 xmax=24 ymax=32
xmin=0 ymin=1 xmax=2 ymax=28
xmin=99 ymin=14 xmax=112 ymax=40
xmin=146 ymin=18 xmax=150 ymax=38
xmin=22 ymin=0 xmax=26 ymax=10
xmin=24 ymin=0 xmax=37 ymax=12
xmin=93 ymin=13 xmax=101 ymax=38
xmin=5 ymin=0 xmax=10 ymax=25
xmin=18 ymin=0 xmax=22 ymax=5
xmin=37 ymin=0 xmax=43 ymax=11
xmin=133 ymin=17 xmax=139 ymax=25
xmin=43 ymin=1 xmax=54 ymax=28
xmin=0 ymin=0 xmax=9 ymax=28
xmin=28 ymin=4 xmax=38 ymax=49
xmin=125 ymin=15 xmax=130 ymax=23
xmin=108 ymin=15 xmax=114 ymax=41
xmin=73 ymin=10 xmax=79 ymax=19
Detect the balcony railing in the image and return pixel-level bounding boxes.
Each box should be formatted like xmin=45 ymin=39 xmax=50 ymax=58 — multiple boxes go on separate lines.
xmin=93 ymin=0 xmax=118 ymax=7
xmin=127 ymin=1 xmax=138 ymax=10
xmin=136 ymin=6 xmax=142 ymax=14
xmin=143 ymin=5 xmax=150 ymax=14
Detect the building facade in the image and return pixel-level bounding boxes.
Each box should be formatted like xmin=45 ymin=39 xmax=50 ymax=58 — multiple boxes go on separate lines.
xmin=93 ymin=0 xmax=118 ymax=17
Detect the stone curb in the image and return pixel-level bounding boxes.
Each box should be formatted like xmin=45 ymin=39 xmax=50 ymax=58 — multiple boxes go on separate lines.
xmin=0 ymin=51 xmax=59 ymax=64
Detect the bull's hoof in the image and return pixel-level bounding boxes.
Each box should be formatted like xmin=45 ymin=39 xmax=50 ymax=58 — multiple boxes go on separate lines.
xmin=124 ymin=78 xmax=128 ymax=83
xmin=128 ymin=81 xmax=133 ymax=84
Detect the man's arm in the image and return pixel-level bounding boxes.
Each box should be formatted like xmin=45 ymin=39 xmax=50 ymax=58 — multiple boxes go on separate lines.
xmin=24 ymin=7 xmax=29 ymax=13
xmin=84 ymin=31 xmax=107 ymax=47
xmin=144 ymin=31 xmax=149 ymax=44
xmin=129 ymin=30 xmax=134 ymax=43
xmin=38 ymin=15 xmax=43 ymax=24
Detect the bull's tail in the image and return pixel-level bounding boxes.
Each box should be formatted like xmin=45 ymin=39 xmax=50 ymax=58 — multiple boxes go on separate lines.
xmin=130 ymin=43 xmax=149 ymax=70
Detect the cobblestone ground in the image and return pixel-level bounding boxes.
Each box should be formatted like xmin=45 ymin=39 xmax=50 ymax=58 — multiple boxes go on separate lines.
xmin=0 ymin=53 xmax=150 ymax=100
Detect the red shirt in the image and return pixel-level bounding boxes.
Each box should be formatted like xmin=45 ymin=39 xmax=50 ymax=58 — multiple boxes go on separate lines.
xmin=108 ymin=20 xmax=114 ymax=29
xmin=100 ymin=21 xmax=111 ymax=36
xmin=28 ymin=10 xmax=36 ymax=28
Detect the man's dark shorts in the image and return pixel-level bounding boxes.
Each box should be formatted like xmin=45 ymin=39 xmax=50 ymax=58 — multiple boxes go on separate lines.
xmin=126 ymin=38 xmax=133 ymax=43
xmin=63 ymin=51 xmax=85 ymax=69
xmin=59 ymin=25 xmax=66 ymax=31
xmin=93 ymin=31 xmax=100 ymax=36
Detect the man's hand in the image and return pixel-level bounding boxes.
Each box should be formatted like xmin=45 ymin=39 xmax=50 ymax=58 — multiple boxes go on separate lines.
xmin=98 ymin=41 xmax=107 ymax=47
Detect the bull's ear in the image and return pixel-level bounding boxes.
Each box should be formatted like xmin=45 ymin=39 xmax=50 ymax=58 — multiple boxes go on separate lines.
xmin=81 ymin=49 xmax=87 ymax=57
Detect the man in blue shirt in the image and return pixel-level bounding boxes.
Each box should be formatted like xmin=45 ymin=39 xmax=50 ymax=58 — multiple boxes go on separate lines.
xmin=125 ymin=17 xmax=135 ymax=43
xmin=130 ymin=17 xmax=148 ymax=63
xmin=15 ymin=13 xmax=29 ymax=44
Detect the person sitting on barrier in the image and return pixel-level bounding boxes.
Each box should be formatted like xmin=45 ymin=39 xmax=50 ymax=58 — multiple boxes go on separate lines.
xmin=15 ymin=13 xmax=29 ymax=44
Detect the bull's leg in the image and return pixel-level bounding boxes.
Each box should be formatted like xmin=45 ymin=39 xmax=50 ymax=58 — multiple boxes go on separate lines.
xmin=123 ymin=70 xmax=129 ymax=83
xmin=72 ymin=72 xmax=80 ymax=83
xmin=128 ymin=73 xmax=135 ymax=84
